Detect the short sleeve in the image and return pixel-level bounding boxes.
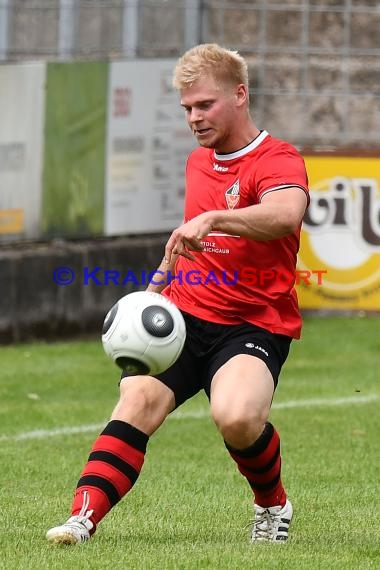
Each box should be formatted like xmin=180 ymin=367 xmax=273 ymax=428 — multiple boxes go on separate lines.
xmin=254 ymin=143 xmax=309 ymax=204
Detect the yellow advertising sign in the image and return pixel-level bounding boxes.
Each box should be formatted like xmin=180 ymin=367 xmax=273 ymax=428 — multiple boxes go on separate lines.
xmin=0 ymin=209 xmax=24 ymax=234
xmin=297 ymin=155 xmax=380 ymax=311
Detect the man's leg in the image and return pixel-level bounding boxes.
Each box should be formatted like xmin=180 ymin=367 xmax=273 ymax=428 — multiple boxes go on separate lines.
xmin=210 ymin=354 xmax=292 ymax=542
xmin=46 ymin=375 xmax=175 ymax=545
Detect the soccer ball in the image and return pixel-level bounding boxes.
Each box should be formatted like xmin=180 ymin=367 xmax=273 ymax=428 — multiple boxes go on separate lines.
xmin=101 ymin=291 xmax=186 ymax=376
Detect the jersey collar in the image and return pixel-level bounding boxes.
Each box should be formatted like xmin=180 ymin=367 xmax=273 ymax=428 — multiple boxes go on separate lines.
xmin=214 ymin=130 xmax=269 ymax=161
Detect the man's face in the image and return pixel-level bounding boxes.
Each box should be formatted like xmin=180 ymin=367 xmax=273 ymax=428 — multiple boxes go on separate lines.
xmin=180 ymin=77 xmax=242 ymax=153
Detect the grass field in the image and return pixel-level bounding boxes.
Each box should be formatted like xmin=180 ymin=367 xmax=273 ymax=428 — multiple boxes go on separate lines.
xmin=1 ymin=315 xmax=379 ymax=569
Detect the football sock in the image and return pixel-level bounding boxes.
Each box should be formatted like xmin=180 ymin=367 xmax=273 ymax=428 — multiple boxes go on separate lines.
xmin=71 ymin=419 xmax=148 ymax=532
xmin=225 ymin=422 xmax=286 ymax=508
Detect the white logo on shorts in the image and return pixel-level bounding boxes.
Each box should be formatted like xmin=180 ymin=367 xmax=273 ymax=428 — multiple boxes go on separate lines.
xmin=245 ymin=343 xmax=269 ymax=357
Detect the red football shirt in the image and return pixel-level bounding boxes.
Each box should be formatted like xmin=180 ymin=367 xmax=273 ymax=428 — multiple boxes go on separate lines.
xmin=162 ymin=130 xmax=309 ymax=338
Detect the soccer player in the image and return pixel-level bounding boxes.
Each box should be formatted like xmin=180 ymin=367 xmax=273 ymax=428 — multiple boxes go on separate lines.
xmin=47 ymin=43 xmax=309 ymax=545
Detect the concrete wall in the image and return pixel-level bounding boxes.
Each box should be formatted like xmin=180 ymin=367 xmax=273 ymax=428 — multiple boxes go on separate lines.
xmin=0 ymin=235 xmax=167 ymax=342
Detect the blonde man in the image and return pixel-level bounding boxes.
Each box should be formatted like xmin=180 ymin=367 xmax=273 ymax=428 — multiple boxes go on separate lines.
xmin=47 ymin=43 xmax=308 ymax=545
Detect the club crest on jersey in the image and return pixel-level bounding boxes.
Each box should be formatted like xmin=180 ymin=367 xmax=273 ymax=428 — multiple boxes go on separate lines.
xmin=225 ymin=180 xmax=240 ymax=209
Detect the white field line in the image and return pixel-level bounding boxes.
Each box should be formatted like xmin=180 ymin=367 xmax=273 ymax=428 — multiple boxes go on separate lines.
xmin=1 ymin=393 xmax=379 ymax=443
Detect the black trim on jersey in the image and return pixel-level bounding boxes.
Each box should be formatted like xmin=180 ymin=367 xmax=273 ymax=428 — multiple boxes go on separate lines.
xmin=260 ymin=184 xmax=310 ymax=206
xmin=214 ymin=130 xmax=269 ymax=161
xmin=215 ymin=130 xmax=264 ymax=156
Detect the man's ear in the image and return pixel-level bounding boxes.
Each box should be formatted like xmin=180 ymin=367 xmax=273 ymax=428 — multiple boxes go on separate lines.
xmin=235 ymin=83 xmax=248 ymax=106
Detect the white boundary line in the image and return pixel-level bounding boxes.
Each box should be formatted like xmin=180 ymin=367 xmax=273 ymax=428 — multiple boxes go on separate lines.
xmin=1 ymin=393 xmax=379 ymax=442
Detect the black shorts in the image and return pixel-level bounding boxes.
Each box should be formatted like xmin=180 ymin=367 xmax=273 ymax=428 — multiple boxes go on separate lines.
xmin=121 ymin=312 xmax=292 ymax=408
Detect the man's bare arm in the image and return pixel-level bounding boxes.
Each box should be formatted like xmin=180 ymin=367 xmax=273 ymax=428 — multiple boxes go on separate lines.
xmin=164 ymin=187 xmax=308 ymax=263
xmin=146 ymin=254 xmax=179 ymax=294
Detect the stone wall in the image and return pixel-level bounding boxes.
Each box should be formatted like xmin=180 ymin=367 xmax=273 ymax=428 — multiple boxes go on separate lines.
xmin=0 ymin=235 xmax=167 ymax=342
xmin=5 ymin=1 xmax=380 ymax=147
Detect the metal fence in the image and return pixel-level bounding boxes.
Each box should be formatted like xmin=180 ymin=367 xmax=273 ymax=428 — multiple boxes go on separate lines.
xmin=0 ymin=0 xmax=379 ymax=148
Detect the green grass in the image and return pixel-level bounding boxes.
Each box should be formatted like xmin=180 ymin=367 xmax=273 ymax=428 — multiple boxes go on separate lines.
xmin=0 ymin=315 xmax=379 ymax=569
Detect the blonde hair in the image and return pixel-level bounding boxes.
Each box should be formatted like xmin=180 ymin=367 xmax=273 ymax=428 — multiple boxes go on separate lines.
xmin=173 ymin=43 xmax=248 ymax=91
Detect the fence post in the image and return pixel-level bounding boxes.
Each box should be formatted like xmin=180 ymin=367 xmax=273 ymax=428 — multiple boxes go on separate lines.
xmin=0 ymin=0 xmax=10 ymax=61
xmin=123 ymin=0 xmax=139 ymax=57
xmin=184 ymin=0 xmax=201 ymax=50
xmin=59 ymin=0 xmax=75 ymax=59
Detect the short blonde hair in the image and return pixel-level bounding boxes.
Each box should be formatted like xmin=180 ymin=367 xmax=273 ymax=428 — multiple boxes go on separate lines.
xmin=173 ymin=43 xmax=248 ymax=91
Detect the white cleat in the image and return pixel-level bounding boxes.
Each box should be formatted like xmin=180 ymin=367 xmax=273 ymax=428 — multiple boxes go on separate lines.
xmin=251 ymin=499 xmax=293 ymax=542
xmin=47 ymin=491 xmax=94 ymax=546
xmin=46 ymin=512 xmax=94 ymax=545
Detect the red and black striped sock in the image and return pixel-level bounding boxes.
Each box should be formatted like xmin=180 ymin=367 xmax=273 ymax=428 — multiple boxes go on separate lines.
xmin=71 ymin=419 xmax=148 ymax=532
xmin=225 ymin=422 xmax=286 ymax=508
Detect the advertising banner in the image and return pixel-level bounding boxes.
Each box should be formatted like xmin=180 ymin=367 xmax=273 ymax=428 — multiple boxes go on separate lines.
xmin=105 ymin=60 xmax=196 ymax=235
xmin=297 ymin=154 xmax=380 ymax=311
xmin=0 ymin=63 xmax=46 ymax=242
xmin=42 ymin=61 xmax=108 ymax=238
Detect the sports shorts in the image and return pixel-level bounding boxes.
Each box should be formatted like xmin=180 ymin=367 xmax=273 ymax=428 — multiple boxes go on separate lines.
xmin=121 ymin=311 xmax=292 ymax=408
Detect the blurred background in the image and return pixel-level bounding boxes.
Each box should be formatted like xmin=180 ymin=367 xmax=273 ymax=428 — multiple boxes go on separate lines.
xmin=0 ymin=0 xmax=379 ymax=341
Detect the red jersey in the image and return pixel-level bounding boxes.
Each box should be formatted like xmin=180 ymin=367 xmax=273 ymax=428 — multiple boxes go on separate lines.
xmin=162 ymin=130 xmax=309 ymax=339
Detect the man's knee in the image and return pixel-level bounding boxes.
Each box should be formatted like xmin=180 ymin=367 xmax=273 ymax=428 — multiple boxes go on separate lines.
xmin=118 ymin=376 xmax=152 ymax=408
xmin=211 ymin=401 xmax=268 ymax=449
xmin=112 ymin=376 xmax=175 ymax=434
